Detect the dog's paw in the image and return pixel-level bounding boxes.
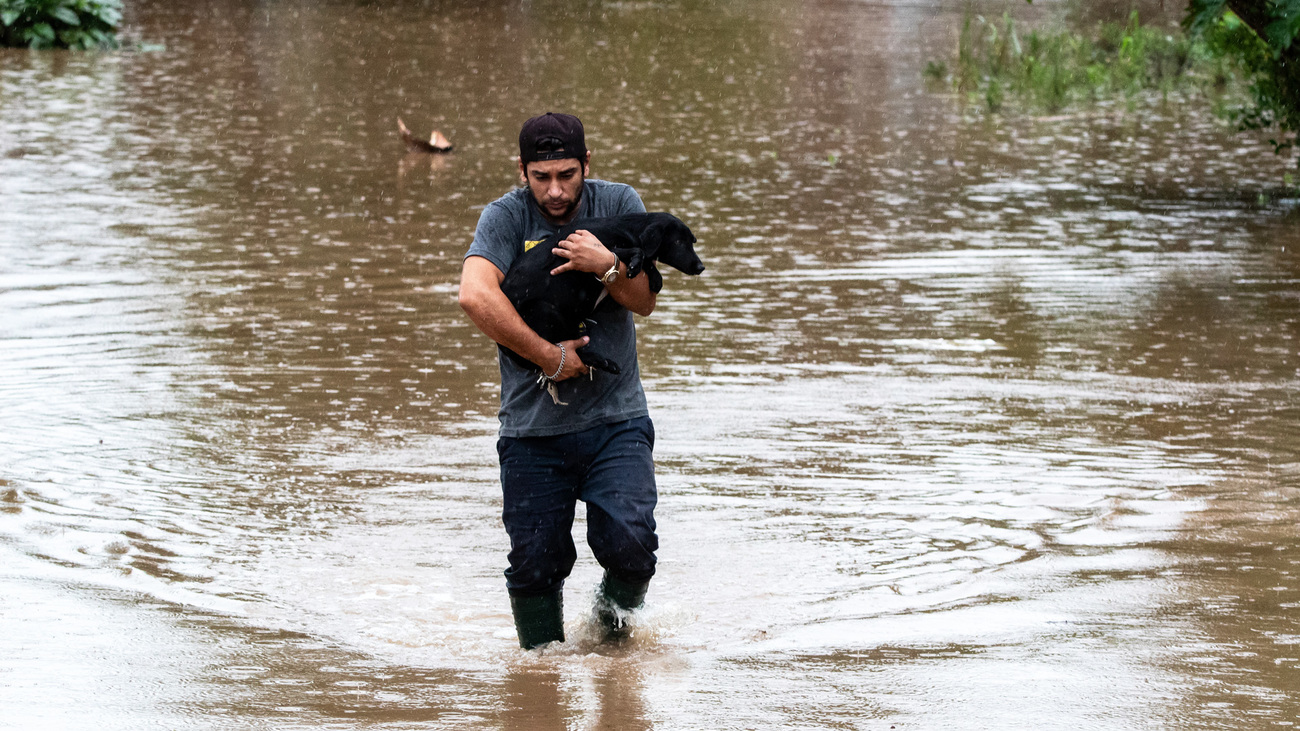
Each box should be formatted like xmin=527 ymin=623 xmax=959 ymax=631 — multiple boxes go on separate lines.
xmin=613 ymin=247 xmax=644 ymax=279
xmin=576 ymin=347 xmax=622 ymax=376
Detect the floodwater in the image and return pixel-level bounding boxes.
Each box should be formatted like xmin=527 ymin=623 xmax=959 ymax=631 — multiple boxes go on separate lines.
xmin=2 ymin=0 xmax=1299 ymax=727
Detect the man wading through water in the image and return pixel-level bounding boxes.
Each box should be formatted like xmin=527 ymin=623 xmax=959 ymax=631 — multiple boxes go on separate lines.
xmin=458 ymin=112 xmax=660 ymax=649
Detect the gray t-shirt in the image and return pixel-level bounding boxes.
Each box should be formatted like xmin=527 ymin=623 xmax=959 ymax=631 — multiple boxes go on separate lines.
xmin=466 ymin=179 xmax=649 ymax=438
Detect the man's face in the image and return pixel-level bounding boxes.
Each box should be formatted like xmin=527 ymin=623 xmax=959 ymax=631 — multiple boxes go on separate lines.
xmin=519 ymin=153 xmax=590 ymax=225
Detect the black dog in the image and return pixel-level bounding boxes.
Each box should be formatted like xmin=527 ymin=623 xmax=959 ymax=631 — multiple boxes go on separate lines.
xmin=500 ymin=212 xmax=704 ymax=377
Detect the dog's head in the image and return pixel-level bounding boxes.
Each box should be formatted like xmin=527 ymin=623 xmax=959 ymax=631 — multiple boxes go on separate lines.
xmin=636 ymin=214 xmax=704 ymax=277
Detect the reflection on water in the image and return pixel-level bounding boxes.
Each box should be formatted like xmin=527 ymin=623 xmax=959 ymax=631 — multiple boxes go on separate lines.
xmin=3 ymin=0 xmax=1300 ymax=727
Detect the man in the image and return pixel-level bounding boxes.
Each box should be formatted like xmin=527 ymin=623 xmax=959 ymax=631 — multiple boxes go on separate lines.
xmin=458 ymin=112 xmax=661 ymax=649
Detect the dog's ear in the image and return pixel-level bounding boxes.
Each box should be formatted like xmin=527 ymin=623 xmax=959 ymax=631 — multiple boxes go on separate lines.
xmin=643 ymin=215 xmax=704 ymax=276
xmin=634 ymin=223 xmax=663 ymax=264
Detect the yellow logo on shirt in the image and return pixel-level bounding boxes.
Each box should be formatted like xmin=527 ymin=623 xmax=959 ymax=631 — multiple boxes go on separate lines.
xmin=524 ymin=239 xmax=544 ymax=252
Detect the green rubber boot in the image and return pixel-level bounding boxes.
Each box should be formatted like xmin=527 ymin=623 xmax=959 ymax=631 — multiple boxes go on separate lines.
xmin=594 ymin=572 xmax=649 ymax=640
xmin=510 ymin=591 xmax=565 ymax=649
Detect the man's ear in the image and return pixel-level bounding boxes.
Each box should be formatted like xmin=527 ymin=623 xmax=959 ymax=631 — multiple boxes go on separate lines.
xmin=518 ymin=158 xmax=527 ymax=184
xmin=582 ymin=151 xmax=591 ymax=178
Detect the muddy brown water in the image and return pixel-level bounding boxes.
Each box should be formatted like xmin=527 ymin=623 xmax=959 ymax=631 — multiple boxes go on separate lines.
xmin=3 ymin=0 xmax=1299 ymax=728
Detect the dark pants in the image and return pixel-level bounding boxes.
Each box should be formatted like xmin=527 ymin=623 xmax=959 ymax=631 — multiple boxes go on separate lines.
xmin=497 ymin=416 xmax=658 ymax=598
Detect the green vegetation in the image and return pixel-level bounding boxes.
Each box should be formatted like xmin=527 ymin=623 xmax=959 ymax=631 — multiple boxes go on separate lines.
xmin=1 ymin=0 xmax=121 ymax=49
xmin=932 ymin=9 xmax=1216 ymax=114
xmin=929 ymin=1 xmax=1299 ymax=166
xmin=1187 ymin=1 xmax=1300 ymax=157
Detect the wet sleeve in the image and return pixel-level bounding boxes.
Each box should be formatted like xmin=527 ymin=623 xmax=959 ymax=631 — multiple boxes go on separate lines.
xmin=465 ymin=201 xmax=519 ymax=275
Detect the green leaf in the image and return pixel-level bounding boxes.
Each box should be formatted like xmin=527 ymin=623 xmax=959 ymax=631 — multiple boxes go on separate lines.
xmin=1275 ymin=0 xmax=1300 ymax=24
xmin=50 ymin=6 xmax=80 ymax=26
xmin=1184 ymin=0 xmax=1228 ymax=36
xmin=31 ymin=21 xmax=54 ymax=40
xmin=1264 ymin=0 xmax=1300 ymax=54
xmin=24 ymin=26 xmax=52 ymax=48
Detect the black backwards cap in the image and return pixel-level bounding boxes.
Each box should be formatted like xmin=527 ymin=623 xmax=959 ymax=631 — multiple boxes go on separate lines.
xmin=519 ymin=112 xmax=587 ymax=165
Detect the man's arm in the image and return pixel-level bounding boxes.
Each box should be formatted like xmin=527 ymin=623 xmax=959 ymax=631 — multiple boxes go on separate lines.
xmin=458 ymin=255 xmax=590 ymax=380
xmin=548 ymin=230 xmax=657 ymax=316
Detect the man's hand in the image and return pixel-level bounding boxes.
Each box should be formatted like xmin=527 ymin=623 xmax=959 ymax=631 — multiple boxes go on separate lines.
xmin=548 ymin=336 xmax=591 ymax=381
xmin=547 ymin=228 xmax=657 ymax=317
xmin=461 ymin=256 xmax=595 ymax=376
xmin=550 ymin=230 xmax=617 ymax=276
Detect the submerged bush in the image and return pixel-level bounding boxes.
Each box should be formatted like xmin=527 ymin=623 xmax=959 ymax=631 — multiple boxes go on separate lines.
xmin=940 ymin=9 xmax=1212 ymax=115
xmin=1193 ymin=5 xmax=1300 ymax=158
xmin=931 ymin=3 xmax=1298 ymax=166
xmin=0 ymin=0 xmax=121 ymax=49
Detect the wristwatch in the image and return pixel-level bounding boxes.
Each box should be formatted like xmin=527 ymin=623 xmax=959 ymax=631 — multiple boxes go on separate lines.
xmin=598 ymin=255 xmax=619 ymax=285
